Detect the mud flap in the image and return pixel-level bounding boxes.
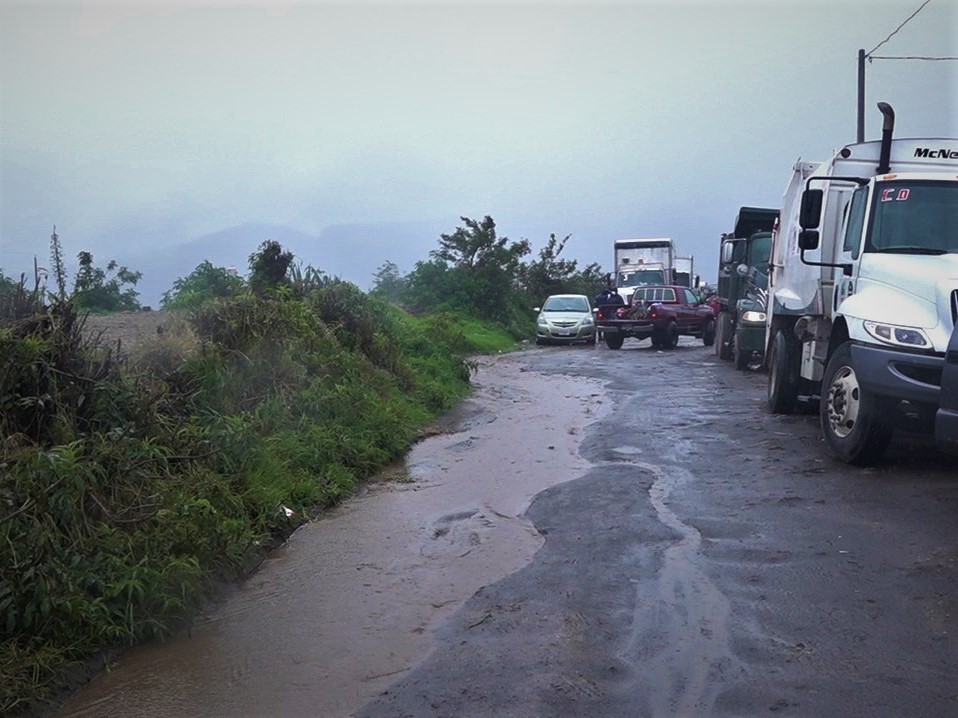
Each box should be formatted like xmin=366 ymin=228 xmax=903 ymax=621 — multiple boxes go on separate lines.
xmin=935 ymin=324 xmax=958 ymax=451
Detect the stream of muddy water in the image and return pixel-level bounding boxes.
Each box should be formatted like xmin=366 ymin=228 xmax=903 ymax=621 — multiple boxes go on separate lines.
xmin=57 ymin=352 xmax=609 ymax=718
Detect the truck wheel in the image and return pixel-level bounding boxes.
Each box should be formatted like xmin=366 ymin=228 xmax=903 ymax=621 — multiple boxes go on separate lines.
xmin=605 ymin=333 xmax=624 ymax=350
xmin=716 ymin=312 xmax=733 ymax=360
xmin=702 ymin=318 xmax=716 ymax=347
xmin=663 ymin=322 xmax=679 ymax=350
xmin=820 ymin=341 xmax=892 ymax=465
xmin=767 ymin=330 xmax=799 ymax=414
xmin=734 ymin=341 xmax=749 ymax=370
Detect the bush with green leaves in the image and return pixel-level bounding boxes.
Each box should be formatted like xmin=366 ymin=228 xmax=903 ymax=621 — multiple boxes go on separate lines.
xmin=161 ymin=261 xmax=246 ymax=311
xmin=72 ymin=251 xmax=142 ymax=313
xmin=0 ymin=286 xmax=479 ymax=715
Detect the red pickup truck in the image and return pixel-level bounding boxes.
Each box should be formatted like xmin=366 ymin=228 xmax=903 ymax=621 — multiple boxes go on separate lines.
xmin=594 ymin=285 xmax=717 ymax=350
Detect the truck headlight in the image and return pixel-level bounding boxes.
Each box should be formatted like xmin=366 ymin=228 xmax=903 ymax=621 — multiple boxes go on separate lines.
xmin=864 ymin=320 xmax=931 ymax=349
xmin=740 ymin=310 xmax=766 ymax=323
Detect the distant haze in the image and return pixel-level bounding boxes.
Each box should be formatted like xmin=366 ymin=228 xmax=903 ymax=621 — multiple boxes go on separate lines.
xmin=2 ymin=0 xmax=956 ymax=305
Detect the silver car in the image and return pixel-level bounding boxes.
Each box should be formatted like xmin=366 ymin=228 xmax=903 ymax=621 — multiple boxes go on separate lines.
xmin=534 ymin=294 xmax=595 ymax=345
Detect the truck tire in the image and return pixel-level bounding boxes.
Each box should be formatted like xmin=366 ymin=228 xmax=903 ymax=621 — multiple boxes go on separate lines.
xmin=767 ymin=329 xmax=799 ymax=414
xmin=734 ymin=341 xmax=749 ymax=370
xmin=716 ymin=312 xmax=733 ymax=360
xmin=702 ymin=318 xmax=716 ymax=347
xmin=819 ymin=341 xmax=893 ymax=465
xmin=663 ymin=322 xmax=679 ymax=350
xmin=605 ymin=333 xmax=625 ymax=350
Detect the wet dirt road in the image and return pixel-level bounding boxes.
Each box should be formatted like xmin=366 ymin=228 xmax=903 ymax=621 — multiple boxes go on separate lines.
xmin=59 ymin=339 xmax=958 ymax=717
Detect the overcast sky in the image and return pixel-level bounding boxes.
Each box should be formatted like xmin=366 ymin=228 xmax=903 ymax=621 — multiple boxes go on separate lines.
xmin=1 ymin=0 xmax=956 ymax=298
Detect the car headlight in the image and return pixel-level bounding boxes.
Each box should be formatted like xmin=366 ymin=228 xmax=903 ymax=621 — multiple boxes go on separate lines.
xmin=581 ymin=316 xmax=594 ymax=326
xmin=864 ymin=320 xmax=931 ymax=349
xmin=740 ymin=310 xmax=766 ymax=323
xmin=537 ymin=316 xmax=548 ymax=326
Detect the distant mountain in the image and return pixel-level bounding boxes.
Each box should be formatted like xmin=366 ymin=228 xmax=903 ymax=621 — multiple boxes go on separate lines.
xmin=123 ymin=220 xmax=448 ymax=308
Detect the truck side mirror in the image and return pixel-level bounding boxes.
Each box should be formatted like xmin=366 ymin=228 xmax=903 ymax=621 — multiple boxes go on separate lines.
xmin=799 ymin=189 xmax=823 ymax=229
xmin=720 ymin=241 xmax=735 ymax=264
xmin=798 ymin=229 xmax=820 ymax=251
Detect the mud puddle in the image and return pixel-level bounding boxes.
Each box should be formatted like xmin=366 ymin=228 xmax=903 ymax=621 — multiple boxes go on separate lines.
xmin=57 ymin=352 xmax=609 ymax=718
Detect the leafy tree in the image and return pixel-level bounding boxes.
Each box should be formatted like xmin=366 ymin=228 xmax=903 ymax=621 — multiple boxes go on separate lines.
xmin=371 ymin=261 xmax=406 ymax=303
xmin=248 ymin=239 xmax=294 ymax=296
xmin=423 ymin=216 xmax=529 ymax=325
xmin=72 ymin=251 xmax=142 ymax=312
xmin=162 ymin=261 xmax=246 ymax=311
xmin=432 ymin=215 xmax=529 ymax=271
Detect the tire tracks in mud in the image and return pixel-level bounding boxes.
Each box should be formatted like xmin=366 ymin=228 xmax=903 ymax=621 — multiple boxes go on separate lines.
xmin=619 ymin=459 xmax=739 ymax=717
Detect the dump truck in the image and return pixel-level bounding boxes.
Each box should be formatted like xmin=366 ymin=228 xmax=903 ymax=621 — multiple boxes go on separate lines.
xmin=715 ymin=207 xmax=779 ymax=369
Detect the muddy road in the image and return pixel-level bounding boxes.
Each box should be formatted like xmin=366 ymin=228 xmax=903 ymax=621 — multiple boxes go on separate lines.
xmin=59 ymin=338 xmax=957 ymax=717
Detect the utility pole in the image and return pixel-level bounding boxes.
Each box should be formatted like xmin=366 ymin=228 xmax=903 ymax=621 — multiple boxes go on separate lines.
xmin=857 ymin=48 xmax=866 ymax=143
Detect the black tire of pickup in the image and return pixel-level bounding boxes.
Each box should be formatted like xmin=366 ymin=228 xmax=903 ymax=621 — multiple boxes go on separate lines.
xmin=662 ymin=322 xmax=679 ymax=350
xmin=605 ymin=333 xmax=625 ymax=350
xmin=819 ymin=341 xmax=893 ymax=465
xmin=702 ymin=318 xmax=716 ymax=347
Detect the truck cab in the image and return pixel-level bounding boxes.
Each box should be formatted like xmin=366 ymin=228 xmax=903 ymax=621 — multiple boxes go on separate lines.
xmin=715 ymin=206 xmax=778 ymax=368
xmin=766 ymin=103 xmax=958 ymax=464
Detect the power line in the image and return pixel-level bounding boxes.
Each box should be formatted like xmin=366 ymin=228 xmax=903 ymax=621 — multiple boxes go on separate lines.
xmin=866 ymin=0 xmax=933 ymax=57
xmin=870 ymin=55 xmax=958 ymax=61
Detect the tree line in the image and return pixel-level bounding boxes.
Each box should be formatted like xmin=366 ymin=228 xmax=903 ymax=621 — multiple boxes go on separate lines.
xmin=1 ymin=217 xmax=605 ymax=335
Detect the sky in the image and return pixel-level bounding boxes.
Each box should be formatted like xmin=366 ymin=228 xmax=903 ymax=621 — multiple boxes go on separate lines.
xmin=1 ymin=0 xmax=956 ymax=305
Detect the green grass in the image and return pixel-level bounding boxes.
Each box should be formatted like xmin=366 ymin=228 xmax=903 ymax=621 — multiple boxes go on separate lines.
xmin=0 ymin=291 xmax=513 ymax=716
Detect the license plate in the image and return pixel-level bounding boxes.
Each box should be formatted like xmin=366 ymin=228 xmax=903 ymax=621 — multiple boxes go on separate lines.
xmin=558 ymin=330 xmax=573 ymax=336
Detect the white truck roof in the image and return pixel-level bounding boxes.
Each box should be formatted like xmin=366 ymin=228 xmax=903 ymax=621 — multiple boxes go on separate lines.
xmin=827 ymin=138 xmax=958 ymax=176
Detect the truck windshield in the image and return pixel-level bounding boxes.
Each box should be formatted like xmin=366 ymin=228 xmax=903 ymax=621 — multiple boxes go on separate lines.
xmin=619 ymin=270 xmax=665 ymax=287
xmin=865 ymin=180 xmax=958 ymax=255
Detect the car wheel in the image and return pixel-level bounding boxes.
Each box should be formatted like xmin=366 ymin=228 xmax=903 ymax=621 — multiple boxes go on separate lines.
xmin=702 ymin=318 xmax=716 ymax=347
xmin=535 ymin=337 xmax=545 ymax=346
xmin=604 ymin=333 xmax=624 ymax=350
xmin=820 ymin=341 xmax=892 ymax=465
xmin=767 ymin=329 xmax=798 ymax=414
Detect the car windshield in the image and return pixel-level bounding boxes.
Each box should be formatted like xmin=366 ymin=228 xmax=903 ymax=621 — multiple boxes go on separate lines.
xmin=865 ymin=180 xmax=958 ymax=254
xmin=618 ymin=270 xmax=665 ymax=288
xmin=542 ymin=296 xmax=589 ymax=312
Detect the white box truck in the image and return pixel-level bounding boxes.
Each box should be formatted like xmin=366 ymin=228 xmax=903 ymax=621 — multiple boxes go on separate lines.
xmin=765 ymin=102 xmax=958 ymax=464
xmin=613 ymin=238 xmax=675 ymax=304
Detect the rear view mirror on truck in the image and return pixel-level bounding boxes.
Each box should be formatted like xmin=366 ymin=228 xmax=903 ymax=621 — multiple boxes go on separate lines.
xmin=721 ymin=241 xmax=735 ymax=265
xmin=799 ymin=189 xmax=824 ymax=229
xmin=799 ymin=229 xmax=820 ymax=251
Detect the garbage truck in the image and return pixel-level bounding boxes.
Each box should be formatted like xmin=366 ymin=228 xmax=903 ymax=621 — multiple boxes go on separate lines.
xmin=765 ymin=102 xmax=958 ymax=464
xmin=715 ymin=206 xmax=779 ymax=369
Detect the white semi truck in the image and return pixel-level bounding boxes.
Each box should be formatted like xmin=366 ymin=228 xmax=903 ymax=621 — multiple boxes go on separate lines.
xmin=613 ymin=238 xmax=693 ymax=303
xmin=765 ymin=102 xmax=958 ymax=464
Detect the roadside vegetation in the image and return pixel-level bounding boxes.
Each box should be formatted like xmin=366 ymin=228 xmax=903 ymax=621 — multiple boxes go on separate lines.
xmin=0 ymin=217 xmax=597 ymax=714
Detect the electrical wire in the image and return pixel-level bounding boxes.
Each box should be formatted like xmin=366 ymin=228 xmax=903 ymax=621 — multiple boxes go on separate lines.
xmin=866 ymin=0 xmax=933 ymax=57
xmin=869 ymin=55 xmax=958 ymax=61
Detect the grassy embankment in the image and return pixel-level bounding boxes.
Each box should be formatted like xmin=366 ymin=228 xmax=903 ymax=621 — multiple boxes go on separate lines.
xmin=0 ymin=282 xmax=519 ymax=715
